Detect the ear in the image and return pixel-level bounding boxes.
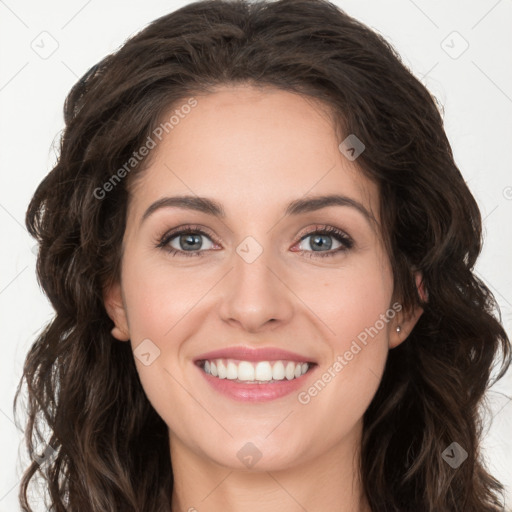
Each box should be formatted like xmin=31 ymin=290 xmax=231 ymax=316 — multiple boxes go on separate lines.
xmin=103 ymin=281 xmax=130 ymax=342
xmin=389 ymin=272 xmax=427 ymax=349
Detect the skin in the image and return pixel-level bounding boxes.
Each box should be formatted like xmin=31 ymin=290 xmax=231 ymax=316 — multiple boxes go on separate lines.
xmin=104 ymin=84 xmax=424 ymax=512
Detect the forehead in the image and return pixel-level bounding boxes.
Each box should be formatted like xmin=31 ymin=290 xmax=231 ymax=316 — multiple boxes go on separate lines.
xmin=127 ymin=85 xmax=379 ymax=227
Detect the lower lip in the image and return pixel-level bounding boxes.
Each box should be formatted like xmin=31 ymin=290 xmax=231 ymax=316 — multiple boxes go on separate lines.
xmin=195 ymin=363 xmax=317 ymax=402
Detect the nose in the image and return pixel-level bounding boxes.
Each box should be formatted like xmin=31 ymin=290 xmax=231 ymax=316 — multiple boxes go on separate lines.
xmin=217 ymin=243 xmax=294 ymax=334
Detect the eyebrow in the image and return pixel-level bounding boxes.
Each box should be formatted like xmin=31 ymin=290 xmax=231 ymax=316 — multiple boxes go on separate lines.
xmin=140 ymin=194 xmax=377 ymax=227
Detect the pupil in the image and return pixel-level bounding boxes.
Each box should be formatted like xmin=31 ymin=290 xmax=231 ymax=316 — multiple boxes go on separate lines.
xmin=181 ymin=234 xmax=202 ymax=250
xmin=312 ymin=234 xmax=332 ymax=251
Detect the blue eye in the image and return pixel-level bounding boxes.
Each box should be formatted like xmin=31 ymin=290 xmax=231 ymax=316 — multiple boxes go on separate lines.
xmin=156 ymin=225 xmax=216 ymax=257
xmin=156 ymin=224 xmax=353 ymax=258
xmin=296 ymin=225 xmax=353 ymax=258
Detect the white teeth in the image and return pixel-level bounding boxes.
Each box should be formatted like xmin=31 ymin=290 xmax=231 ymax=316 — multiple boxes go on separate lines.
xmin=200 ymin=358 xmax=310 ymax=382
xmin=285 ymin=361 xmax=296 ymax=380
xmin=226 ymin=361 xmax=238 ymax=380
xmin=217 ymin=360 xmax=227 ymax=379
xmin=255 ymin=361 xmax=273 ymax=381
xmin=237 ymin=361 xmax=255 ymax=381
xmin=272 ymin=361 xmax=285 ymax=380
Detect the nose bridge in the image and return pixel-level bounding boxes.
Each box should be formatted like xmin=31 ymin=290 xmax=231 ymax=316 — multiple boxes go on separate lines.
xmin=218 ymin=234 xmax=294 ymax=331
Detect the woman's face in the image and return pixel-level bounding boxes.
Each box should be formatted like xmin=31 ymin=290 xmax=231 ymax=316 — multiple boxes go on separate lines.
xmin=106 ymin=85 xmax=422 ymax=472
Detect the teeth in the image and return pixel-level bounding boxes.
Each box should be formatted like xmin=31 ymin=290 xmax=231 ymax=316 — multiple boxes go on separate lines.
xmin=238 ymin=361 xmax=255 ymax=381
xmin=200 ymin=359 xmax=310 ymax=382
xmin=272 ymin=361 xmax=285 ymax=380
xmin=217 ymin=360 xmax=226 ymax=379
xmin=255 ymin=361 xmax=273 ymax=381
xmin=226 ymin=361 xmax=238 ymax=380
xmin=286 ymin=361 xmax=296 ymax=380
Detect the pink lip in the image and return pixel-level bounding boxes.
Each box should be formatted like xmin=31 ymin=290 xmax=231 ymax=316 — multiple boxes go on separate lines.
xmin=194 ymin=346 xmax=316 ymax=364
xmin=195 ymin=362 xmax=318 ymax=402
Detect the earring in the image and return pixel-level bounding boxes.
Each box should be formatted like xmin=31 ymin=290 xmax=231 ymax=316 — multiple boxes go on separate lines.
xmin=396 ymin=325 xmax=402 ymax=333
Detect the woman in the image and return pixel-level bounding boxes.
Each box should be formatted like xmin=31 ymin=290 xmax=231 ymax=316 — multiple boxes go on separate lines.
xmin=15 ymin=0 xmax=511 ymax=510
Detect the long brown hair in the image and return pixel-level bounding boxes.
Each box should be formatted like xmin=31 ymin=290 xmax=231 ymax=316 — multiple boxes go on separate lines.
xmin=15 ymin=0 xmax=511 ymax=510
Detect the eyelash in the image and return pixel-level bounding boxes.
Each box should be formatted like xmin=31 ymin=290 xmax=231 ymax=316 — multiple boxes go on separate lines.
xmin=155 ymin=223 xmax=354 ymax=259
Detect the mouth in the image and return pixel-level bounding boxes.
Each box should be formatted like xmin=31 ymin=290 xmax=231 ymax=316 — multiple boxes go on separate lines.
xmin=193 ymin=346 xmax=319 ymax=401
xmin=195 ymin=358 xmax=317 ymax=384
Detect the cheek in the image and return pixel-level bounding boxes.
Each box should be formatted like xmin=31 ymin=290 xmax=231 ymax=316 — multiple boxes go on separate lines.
xmin=295 ymin=253 xmax=394 ymax=423
xmin=121 ymin=255 xmax=205 ymax=342
xmin=119 ymin=258 xmax=199 ymax=426
xmin=118 ymin=251 xmax=222 ymax=404
xmin=299 ymin=251 xmax=394 ymax=347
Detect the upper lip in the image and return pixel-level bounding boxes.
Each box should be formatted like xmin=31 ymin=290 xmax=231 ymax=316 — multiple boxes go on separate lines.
xmin=194 ymin=346 xmax=317 ymax=364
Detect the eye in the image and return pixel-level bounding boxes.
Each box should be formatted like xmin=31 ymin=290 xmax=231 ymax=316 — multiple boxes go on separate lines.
xmin=156 ymin=223 xmax=353 ymax=258
xmin=156 ymin=224 xmax=217 ymax=257
xmin=293 ymin=225 xmax=353 ymax=258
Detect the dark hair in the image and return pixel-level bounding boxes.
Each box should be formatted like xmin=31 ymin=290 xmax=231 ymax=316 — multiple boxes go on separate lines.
xmin=15 ymin=0 xmax=511 ymax=510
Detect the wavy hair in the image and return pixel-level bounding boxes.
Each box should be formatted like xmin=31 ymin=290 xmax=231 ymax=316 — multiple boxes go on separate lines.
xmin=15 ymin=0 xmax=511 ymax=510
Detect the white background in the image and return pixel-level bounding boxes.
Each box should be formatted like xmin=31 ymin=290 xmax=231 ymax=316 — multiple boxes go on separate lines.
xmin=1 ymin=0 xmax=511 ymax=510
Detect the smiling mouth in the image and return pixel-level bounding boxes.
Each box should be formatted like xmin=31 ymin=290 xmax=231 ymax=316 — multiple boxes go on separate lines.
xmin=195 ymin=358 xmax=316 ymax=384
